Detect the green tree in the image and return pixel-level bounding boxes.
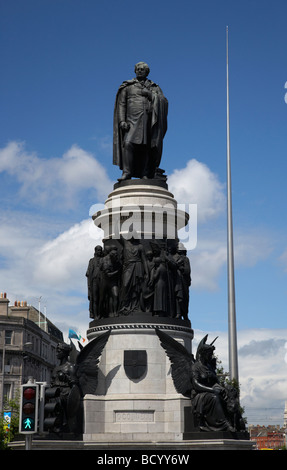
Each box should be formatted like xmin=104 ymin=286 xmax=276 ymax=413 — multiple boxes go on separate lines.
xmin=215 ymin=356 xmax=247 ymax=426
xmin=0 ymin=390 xmax=20 ymax=449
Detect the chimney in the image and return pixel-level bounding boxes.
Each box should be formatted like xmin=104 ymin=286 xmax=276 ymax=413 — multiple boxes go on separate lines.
xmin=10 ymin=299 xmax=30 ymax=319
xmin=0 ymin=292 xmax=9 ymax=315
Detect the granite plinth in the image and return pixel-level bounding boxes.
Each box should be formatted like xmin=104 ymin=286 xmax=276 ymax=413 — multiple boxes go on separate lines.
xmin=92 ymin=181 xmax=189 ymax=241
xmin=84 ymin=319 xmax=194 ymax=443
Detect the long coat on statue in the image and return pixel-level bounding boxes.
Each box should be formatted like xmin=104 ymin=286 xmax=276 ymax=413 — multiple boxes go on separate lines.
xmin=113 ymin=78 xmax=168 ymax=177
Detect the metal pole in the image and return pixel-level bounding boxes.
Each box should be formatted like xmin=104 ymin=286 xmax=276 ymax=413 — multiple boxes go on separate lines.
xmin=38 ymin=296 xmax=42 ymax=328
xmin=226 ymin=26 xmax=239 ymax=383
xmin=1 ymin=340 xmax=5 ymax=413
xmin=37 ymin=381 xmax=47 ymax=434
xmin=25 ymin=434 xmax=32 ymax=450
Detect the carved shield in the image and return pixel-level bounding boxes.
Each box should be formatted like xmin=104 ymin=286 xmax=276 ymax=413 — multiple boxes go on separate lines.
xmin=124 ymin=350 xmax=147 ymax=380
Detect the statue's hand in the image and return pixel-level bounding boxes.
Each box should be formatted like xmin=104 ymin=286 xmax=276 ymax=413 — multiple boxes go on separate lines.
xmin=212 ymin=384 xmax=228 ymax=401
xmin=212 ymin=384 xmax=225 ymax=396
xmin=120 ymin=122 xmax=130 ymax=132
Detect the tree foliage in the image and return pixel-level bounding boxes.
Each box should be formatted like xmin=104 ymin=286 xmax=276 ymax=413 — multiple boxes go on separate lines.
xmin=215 ymin=356 xmax=247 ymax=425
xmin=0 ymin=390 xmax=20 ymax=449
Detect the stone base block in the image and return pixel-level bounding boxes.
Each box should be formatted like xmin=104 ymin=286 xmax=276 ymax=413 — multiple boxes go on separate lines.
xmin=9 ymin=438 xmax=255 ymax=450
xmin=83 ymin=393 xmax=189 ymax=443
xmin=84 ymin=322 xmax=194 ymax=443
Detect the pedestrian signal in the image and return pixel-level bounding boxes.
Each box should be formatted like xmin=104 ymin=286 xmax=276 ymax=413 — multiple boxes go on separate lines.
xmin=19 ymin=383 xmax=39 ymax=434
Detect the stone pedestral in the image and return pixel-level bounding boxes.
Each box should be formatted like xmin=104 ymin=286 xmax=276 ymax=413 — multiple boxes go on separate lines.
xmin=92 ymin=179 xmax=189 ymax=242
xmin=84 ymin=179 xmax=193 ymax=443
xmin=84 ymin=317 xmax=193 ymax=442
xmin=83 ymin=179 xmax=251 ymax=448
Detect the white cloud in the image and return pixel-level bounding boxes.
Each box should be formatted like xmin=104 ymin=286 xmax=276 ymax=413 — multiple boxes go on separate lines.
xmin=33 ymin=218 xmax=103 ymax=290
xmin=0 ymin=141 xmax=112 ymax=207
xmin=168 ymin=159 xmax=226 ymax=223
xmin=0 ymin=215 xmax=103 ymax=302
xmin=167 ymin=159 xmax=227 ymax=289
xmin=238 ymin=329 xmax=287 ymax=425
xmin=0 ymin=212 xmax=103 ymax=338
xmin=191 ymin=239 xmax=227 ymax=290
xmin=168 ymin=159 xmax=274 ymax=291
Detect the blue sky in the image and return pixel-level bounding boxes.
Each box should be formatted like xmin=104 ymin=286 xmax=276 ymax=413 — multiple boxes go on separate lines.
xmin=1 ymin=0 xmax=287 ymax=425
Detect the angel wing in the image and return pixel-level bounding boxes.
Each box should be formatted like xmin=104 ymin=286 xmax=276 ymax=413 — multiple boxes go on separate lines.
xmin=75 ymin=330 xmax=111 ymax=396
xmin=69 ymin=340 xmax=80 ymax=364
xmin=155 ymin=328 xmax=194 ymax=398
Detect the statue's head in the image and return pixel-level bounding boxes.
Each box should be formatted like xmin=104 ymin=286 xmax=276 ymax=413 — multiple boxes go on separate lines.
xmin=134 ymin=62 xmax=150 ymax=79
xmin=196 ymin=335 xmax=218 ymax=362
xmin=56 ymin=342 xmax=72 ymax=360
xmin=146 ymin=250 xmax=153 ymax=260
xmin=154 ymin=257 xmax=161 ymax=266
xmin=108 ymin=245 xmax=118 ymax=259
xmin=94 ymin=245 xmax=103 ymax=256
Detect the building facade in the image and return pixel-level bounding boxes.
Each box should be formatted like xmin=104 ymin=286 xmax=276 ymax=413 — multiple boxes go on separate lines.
xmin=249 ymin=425 xmax=286 ymax=450
xmin=0 ymin=293 xmax=64 ymax=411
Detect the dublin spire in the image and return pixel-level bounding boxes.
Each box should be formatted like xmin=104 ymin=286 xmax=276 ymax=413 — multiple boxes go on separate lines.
xmin=226 ymin=26 xmax=239 ymax=383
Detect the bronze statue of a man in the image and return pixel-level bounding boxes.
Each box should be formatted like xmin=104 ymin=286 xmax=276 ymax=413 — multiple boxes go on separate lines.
xmin=113 ymin=62 xmax=168 ymax=181
xmin=86 ymin=245 xmax=103 ymax=319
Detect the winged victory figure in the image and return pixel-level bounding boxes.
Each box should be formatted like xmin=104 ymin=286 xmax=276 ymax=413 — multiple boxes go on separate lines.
xmin=44 ymin=330 xmax=111 ymax=436
xmin=156 ymin=328 xmax=246 ymax=433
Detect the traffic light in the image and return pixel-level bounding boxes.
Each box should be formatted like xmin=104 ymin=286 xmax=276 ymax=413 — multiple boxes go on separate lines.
xmin=19 ymin=383 xmax=39 ymax=434
xmin=43 ymin=386 xmax=63 ymax=433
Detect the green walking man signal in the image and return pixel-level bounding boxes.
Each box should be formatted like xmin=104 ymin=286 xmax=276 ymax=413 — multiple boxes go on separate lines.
xmin=23 ymin=417 xmax=34 ymax=430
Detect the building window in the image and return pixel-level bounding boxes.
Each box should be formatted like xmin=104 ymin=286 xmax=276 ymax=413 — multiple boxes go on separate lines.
xmin=3 ymin=383 xmax=11 ymax=403
xmin=5 ymin=330 xmax=12 ymax=345
xmin=4 ymin=360 xmax=11 ymax=374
